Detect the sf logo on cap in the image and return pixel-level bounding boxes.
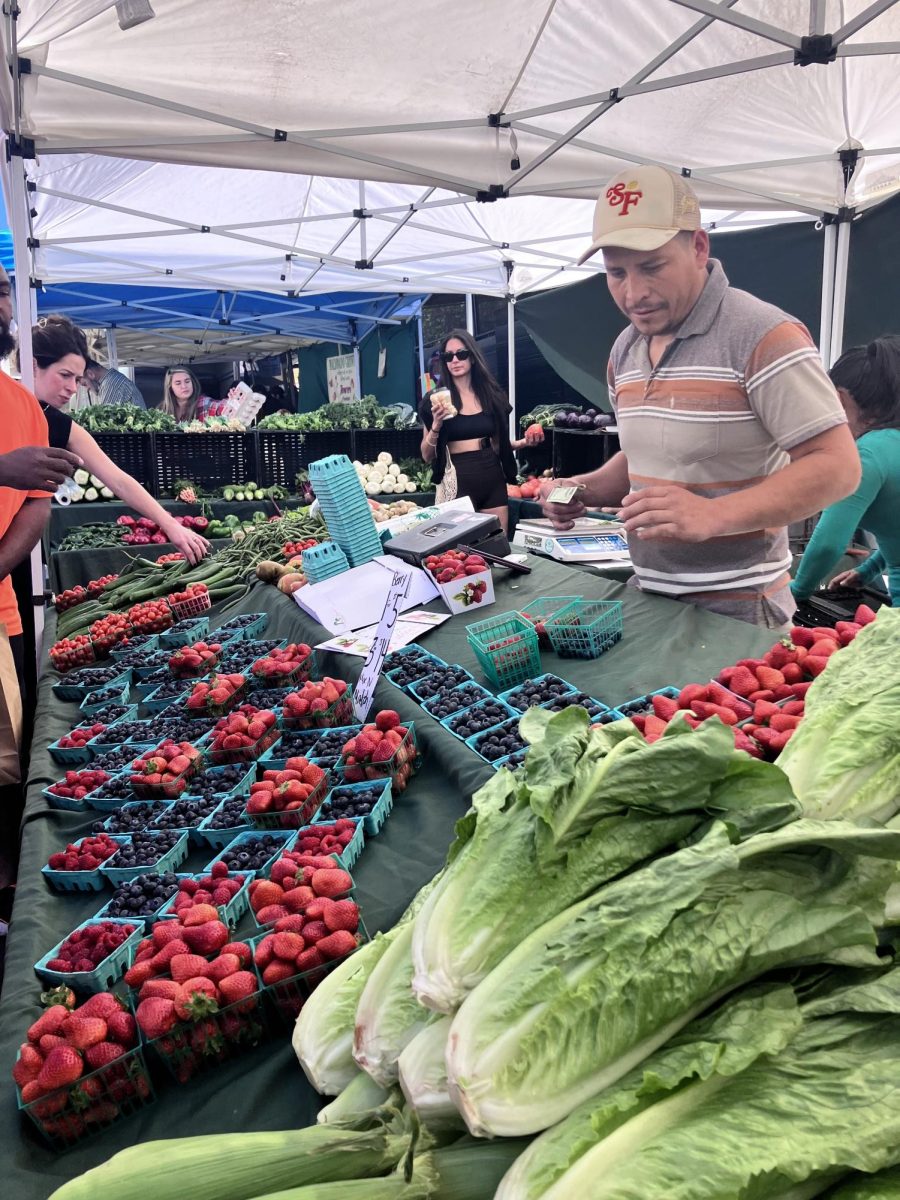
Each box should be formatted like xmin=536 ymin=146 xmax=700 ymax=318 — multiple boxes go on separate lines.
xmin=606 ymin=181 xmax=643 ymax=216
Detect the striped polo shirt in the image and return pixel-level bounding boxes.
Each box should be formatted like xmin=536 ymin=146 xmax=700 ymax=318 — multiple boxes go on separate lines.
xmin=608 ymin=259 xmax=846 ymax=613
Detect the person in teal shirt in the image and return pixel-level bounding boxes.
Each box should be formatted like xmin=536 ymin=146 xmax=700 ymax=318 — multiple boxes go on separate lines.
xmin=791 ymin=336 xmax=900 ymax=606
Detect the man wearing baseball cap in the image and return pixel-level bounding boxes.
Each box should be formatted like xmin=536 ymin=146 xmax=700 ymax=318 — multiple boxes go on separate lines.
xmin=541 ymin=165 xmax=860 ymax=628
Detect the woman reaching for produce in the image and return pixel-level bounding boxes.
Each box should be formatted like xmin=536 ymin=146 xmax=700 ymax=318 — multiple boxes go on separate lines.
xmin=419 ymin=329 xmax=543 ymax=534
xmin=30 ymin=316 xmax=210 ymax=564
xmin=791 ymin=336 xmax=900 ymax=607
xmin=159 ymin=365 xmax=223 ymax=422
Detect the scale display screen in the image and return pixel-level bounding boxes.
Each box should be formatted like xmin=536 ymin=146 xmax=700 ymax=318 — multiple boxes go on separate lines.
xmin=556 ymin=534 xmax=628 ymax=553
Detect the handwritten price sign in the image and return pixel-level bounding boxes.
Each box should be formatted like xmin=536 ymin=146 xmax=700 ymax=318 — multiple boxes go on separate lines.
xmin=351 ymin=569 xmax=412 ymax=723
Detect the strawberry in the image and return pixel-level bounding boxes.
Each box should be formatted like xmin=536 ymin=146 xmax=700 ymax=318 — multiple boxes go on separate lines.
xmin=691 ymin=701 xmax=738 ymax=726
xmin=747 ymin=688 xmax=776 ymax=703
xmin=753 ymin=727 xmax=791 ymax=755
xmin=13 ymin=1045 xmax=43 ymax=1087
xmin=754 ymin=665 xmax=785 ymax=690
xmin=218 ymin=971 xmax=258 ymax=1006
xmin=262 ymin=960 xmax=297 ymax=985
xmin=221 ymin=941 xmax=252 ymax=966
xmin=205 ymin=954 xmax=242 ymax=983
xmin=726 ymin=666 xmax=758 ymax=697
xmin=311 ymin=868 xmax=352 ymax=898
xmin=316 ymin=930 xmax=357 ymax=960
xmin=804 ymin=656 xmax=830 ymax=677
xmin=181 ymin=904 xmax=220 ymax=927
xmin=790 ymin=682 xmax=813 ymax=698
xmin=374 ymin=710 xmax=401 ymax=732
xmin=782 ymin=700 xmax=806 ymax=716
xmin=753 ymin=700 xmax=782 ymax=722
xmin=772 ymin=684 xmax=795 ymax=700
xmin=769 ymin=712 xmax=801 ymax=732
xmin=781 ymin=662 xmax=804 ymax=684
xmin=169 ymin=953 xmax=213 ymax=983
xmin=182 ymin=920 xmax=229 ymax=956
xmin=174 ymin=978 xmax=219 ymax=1020
xmin=27 ymin=1005 xmax=70 ymax=1043
xmin=64 ymin=1016 xmax=108 ymax=1050
xmin=790 ymin=626 xmax=816 ymax=647
xmin=855 ymin=604 xmax=877 ymax=626
xmin=651 ymin=694 xmax=679 ymax=721
xmin=642 ymin=714 xmax=668 ymax=743
xmin=105 ymin=1009 xmax=136 ymax=1046
xmin=272 ymin=932 xmax=305 ymax=961
xmin=84 ymin=1040 xmax=126 ymax=1070
xmin=37 ymin=1045 xmax=83 ymax=1089
xmin=324 ymin=899 xmax=359 ymax=933
xmin=141 ymin=978 xmax=183 ymax=1001
xmin=137 ymin=997 xmax=178 ymax=1038
xmin=250 ymin=880 xmax=284 ymax=909
xmin=75 ymin=992 xmax=123 ymax=1021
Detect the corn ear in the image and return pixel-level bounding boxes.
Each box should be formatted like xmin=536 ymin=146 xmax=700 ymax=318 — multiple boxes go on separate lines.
xmin=47 ymin=1127 xmax=408 ymax=1200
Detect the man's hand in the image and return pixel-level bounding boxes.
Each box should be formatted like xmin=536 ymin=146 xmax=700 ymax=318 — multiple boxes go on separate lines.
xmin=0 ymin=446 xmax=83 ymax=491
xmin=611 ymin=485 xmax=723 ymax=542
xmin=538 ymin=477 xmax=586 ymax=530
xmin=829 ymin=569 xmax=861 ymax=590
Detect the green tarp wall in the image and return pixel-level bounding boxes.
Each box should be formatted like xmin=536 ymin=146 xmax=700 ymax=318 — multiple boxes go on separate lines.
xmin=296 ymin=320 xmax=417 ymax=411
xmin=517 ymin=191 xmax=900 ymax=409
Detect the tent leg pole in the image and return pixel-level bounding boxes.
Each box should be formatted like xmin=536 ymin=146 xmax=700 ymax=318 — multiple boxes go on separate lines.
xmin=352 ymin=343 xmax=362 ymax=401
xmin=416 ymin=307 xmax=426 ymax=391
xmin=106 ymin=327 xmax=119 ymax=369
xmin=829 ymin=219 xmax=851 ymax=367
xmin=506 ymin=296 xmax=517 ymax=442
xmin=465 ymin=293 xmax=475 ymax=335
xmin=818 ymin=221 xmax=836 ymax=366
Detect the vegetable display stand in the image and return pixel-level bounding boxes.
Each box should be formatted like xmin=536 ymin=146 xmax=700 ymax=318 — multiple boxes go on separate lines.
xmin=256 ymin=430 xmax=308 ymax=488
xmin=254 ymin=925 xmax=369 ymax=1024
xmin=154 ymin=431 xmax=255 ymax=494
xmin=93 ymin=431 xmax=158 ymax=495
xmin=34 ymin=917 xmax=142 ymax=994
xmin=146 ymin=986 xmax=270 ymax=1083
xmin=467 ymin=612 xmax=541 ymax=689
xmin=298 ymin=430 xmax=352 ymax=467
xmin=353 ymin=428 xmax=422 ymax=464
xmin=545 ymin=599 xmax=624 ymax=659
xmin=17 ymin=1043 xmax=155 ymax=1149
xmin=552 ymin=427 xmax=620 ymax=477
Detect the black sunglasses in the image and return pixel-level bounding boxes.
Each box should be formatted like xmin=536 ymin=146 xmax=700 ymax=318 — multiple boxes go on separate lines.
xmin=441 ymin=349 xmax=472 ymax=363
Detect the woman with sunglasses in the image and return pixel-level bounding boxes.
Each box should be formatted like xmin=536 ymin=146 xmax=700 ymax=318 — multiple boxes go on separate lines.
xmin=420 ymin=329 xmax=543 ymax=534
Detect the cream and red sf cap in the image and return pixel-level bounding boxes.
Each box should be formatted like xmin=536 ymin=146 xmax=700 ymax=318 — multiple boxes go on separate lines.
xmin=578 ymin=165 xmax=702 ymax=264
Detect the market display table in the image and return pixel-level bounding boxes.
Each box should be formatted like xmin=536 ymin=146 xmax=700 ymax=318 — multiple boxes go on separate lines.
xmin=48 ymin=501 xmax=285 ymax=552
xmin=1 ymin=557 xmax=772 ymax=1199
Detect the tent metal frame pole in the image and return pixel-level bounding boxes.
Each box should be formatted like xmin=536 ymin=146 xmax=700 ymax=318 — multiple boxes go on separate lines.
xmin=506 ymin=296 xmax=517 ymax=442
xmin=105 ymin=327 xmax=118 ymax=369
xmin=416 ymin=308 xmax=426 ymax=384
xmin=829 ymin=219 xmax=852 ymax=366
xmin=832 ymin=0 xmax=899 ymax=44
xmin=465 ymin=294 xmax=475 ymax=335
xmin=669 ymin=0 xmax=801 ymax=48
xmin=818 ymin=222 xmax=837 ymax=366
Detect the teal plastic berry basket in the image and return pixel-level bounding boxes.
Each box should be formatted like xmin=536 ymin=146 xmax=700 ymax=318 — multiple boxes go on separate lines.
xmin=544 ymin=599 xmax=624 ymax=660
xmin=33 ymin=916 xmax=143 ymax=994
xmin=466 ymin=611 xmax=541 ymax=690
xmin=313 ymin=778 xmax=392 ymax=838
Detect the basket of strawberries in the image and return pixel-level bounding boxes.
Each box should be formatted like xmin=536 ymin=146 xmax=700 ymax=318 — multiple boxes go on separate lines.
xmin=250 ymin=643 xmax=313 ymax=689
xmin=167 ymin=583 xmax=211 ymax=621
xmin=338 ymin=710 xmax=419 ymax=794
xmin=129 ymin=740 xmax=204 ymax=799
xmin=168 ymin=640 xmax=222 ymax=679
xmin=280 ymin=678 xmax=352 ymax=729
xmin=184 ymin=672 xmax=247 ymax=716
xmin=206 ymin=707 xmax=281 ymax=765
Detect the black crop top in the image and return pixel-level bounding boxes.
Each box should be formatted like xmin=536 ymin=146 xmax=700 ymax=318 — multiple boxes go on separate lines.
xmin=41 ymin=402 xmax=73 ymax=451
xmin=445 ymin=409 xmax=495 ymax=442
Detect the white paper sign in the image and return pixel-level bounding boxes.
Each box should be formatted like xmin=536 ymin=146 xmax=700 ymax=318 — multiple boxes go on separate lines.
xmin=351 ymin=568 xmax=412 ymax=722
xmin=326 ymin=353 xmax=358 ymax=405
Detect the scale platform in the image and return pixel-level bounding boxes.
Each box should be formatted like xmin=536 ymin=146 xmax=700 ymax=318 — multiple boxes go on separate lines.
xmin=512 ymin=517 xmax=630 ymax=563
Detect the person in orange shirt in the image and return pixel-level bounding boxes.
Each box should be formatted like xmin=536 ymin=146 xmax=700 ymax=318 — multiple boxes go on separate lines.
xmin=0 ymin=267 xmax=81 ymax=684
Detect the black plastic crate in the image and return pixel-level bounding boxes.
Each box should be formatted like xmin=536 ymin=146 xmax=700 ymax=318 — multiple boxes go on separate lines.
xmin=552 ymin=429 xmax=619 ymax=478
xmin=352 ymin=428 xmax=422 ymax=464
xmin=255 ymin=430 xmax=308 ymax=488
xmin=92 ymin=433 xmax=158 ymax=495
xmin=154 ymin=432 xmax=256 ymax=492
xmin=299 ymin=431 xmax=353 ymax=467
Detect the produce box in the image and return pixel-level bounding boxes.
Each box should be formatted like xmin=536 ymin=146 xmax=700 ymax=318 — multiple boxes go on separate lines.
xmin=252 ymin=923 xmax=369 ymax=1024
xmin=421 ymin=679 xmax=493 ymax=721
xmin=466 ymin=716 xmax=527 ymax=764
xmin=34 ymin=917 xmax=143 ymax=994
xmin=16 ymin=1040 xmax=155 ymax=1149
xmin=52 ymin=665 xmax=131 ymax=704
xmin=442 ymin=696 xmax=518 ymax=742
xmin=78 ymin=682 xmax=131 ymax=717
xmin=407 ymin=665 xmax=475 ymax=704
xmin=82 ymin=775 xmax=140 ymax=812
xmin=243 ymin=770 xmax=329 ymax=831
xmin=467 ymin=612 xmax=541 ymax=689
xmin=544 ymin=598 xmax=624 ymax=659
xmin=156 ymin=869 xmax=251 ymax=929
xmin=159 ymin=616 xmax=210 ymax=649
xmin=41 ymin=834 xmax=130 ymax=893
xmin=142 ymin=680 xmax=190 ymax=714
xmin=314 ymin=778 xmax=393 ymax=838
xmin=289 ymin=817 xmax=366 ymax=872
xmin=426 ymin=563 xmax=494 ymax=615
xmin=99 ymin=831 xmax=190 ymax=885
xmin=110 ymin=632 xmax=160 ymax=659
xmin=499 ymin=673 xmax=578 ymax=712
xmin=129 ymin=741 xmax=205 ymax=798
xmin=204 ymin=829 xmax=297 ymax=877
xmin=194 ymin=795 xmax=254 ymax=850
xmin=100 ymin=798 xmax=171 ymax=835
xmin=385 ymin=648 xmax=448 ymax=692
xmin=615 ymin=686 xmax=680 ymax=719
xmin=144 ymin=978 xmax=270 ymax=1083
xmin=92 ymin=871 xmax=188 ymax=927
xmin=518 ymin=595 xmax=580 ymax=648
xmin=215 ymin=611 xmax=269 ymax=642
xmin=337 ymin=722 xmax=420 ymax=795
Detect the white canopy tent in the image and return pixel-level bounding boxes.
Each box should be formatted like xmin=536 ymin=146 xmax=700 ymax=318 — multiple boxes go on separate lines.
xmin=1 ymin=0 xmax=898 ymax=655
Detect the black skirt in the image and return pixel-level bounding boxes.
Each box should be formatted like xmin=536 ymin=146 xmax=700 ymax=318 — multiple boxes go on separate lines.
xmin=451 ymin=447 xmax=508 ymax=510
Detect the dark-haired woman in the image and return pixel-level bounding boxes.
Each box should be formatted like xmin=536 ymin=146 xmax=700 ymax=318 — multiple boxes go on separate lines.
xmin=30 ymin=316 xmax=210 ymax=564
xmin=791 ymin=336 xmax=900 ymax=606
xmin=419 ymin=329 xmax=543 ymax=534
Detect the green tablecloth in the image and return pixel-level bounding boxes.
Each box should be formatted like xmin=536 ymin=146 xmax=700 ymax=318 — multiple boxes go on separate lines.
xmin=2 ymin=557 xmax=773 ymax=1199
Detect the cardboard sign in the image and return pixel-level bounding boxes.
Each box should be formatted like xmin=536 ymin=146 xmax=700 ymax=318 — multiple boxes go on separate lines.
xmin=326 ymin=353 xmax=358 ymax=405
xmin=351 ymin=567 xmax=412 ymax=722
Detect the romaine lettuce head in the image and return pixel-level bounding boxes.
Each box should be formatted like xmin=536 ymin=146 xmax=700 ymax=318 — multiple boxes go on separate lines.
xmin=447 ymin=819 xmax=900 ymax=1137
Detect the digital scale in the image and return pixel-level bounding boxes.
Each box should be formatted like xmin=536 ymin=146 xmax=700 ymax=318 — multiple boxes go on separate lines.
xmin=383 ymin=511 xmax=511 ymax=566
xmin=512 ymin=517 xmax=630 ymax=564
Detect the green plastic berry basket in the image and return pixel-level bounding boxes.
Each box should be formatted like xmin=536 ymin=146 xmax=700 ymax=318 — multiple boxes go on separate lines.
xmin=252 ymin=923 xmax=369 ymax=1025
xmin=243 ymin=772 xmax=329 ymax=831
xmin=290 ymin=816 xmax=366 ymax=872
xmin=544 ymin=598 xmax=624 ymax=660
xmin=41 ymin=835 xmax=131 ymax=892
xmin=518 ymin=595 xmax=580 ymax=647
xmin=34 ymin=916 xmax=143 ymax=994
xmin=155 ymin=869 xmax=252 ymax=929
xmin=313 ymin=778 xmax=392 ymax=838
xmin=193 ymin=796 xmax=253 ymax=849
xmin=466 ymin=611 xmax=541 ymax=689
xmin=99 ymin=831 xmax=190 ymax=885
xmin=17 ymin=1041 xmax=155 ymax=1149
